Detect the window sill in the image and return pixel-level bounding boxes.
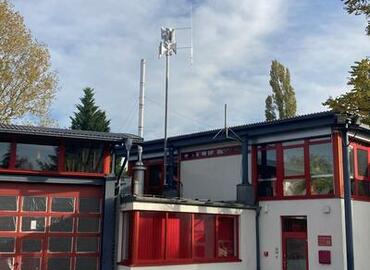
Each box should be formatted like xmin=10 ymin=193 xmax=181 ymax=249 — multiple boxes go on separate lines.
xmin=0 ymin=168 xmax=106 ymax=178
xmin=258 ymin=194 xmax=337 ymax=201
xmin=119 ymin=258 xmax=242 ymax=267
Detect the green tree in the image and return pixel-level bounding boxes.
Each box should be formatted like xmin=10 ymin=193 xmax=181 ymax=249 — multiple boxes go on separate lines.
xmin=0 ymin=1 xmax=57 ymax=124
xmin=265 ymin=95 xmax=276 ymax=121
xmin=70 ymin=87 xmax=111 ymax=132
xmin=343 ymin=0 xmax=370 ymax=35
xmin=265 ymin=60 xmax=297 ymax=120
xmin=323 ymin=58 xmax=370 ymax=125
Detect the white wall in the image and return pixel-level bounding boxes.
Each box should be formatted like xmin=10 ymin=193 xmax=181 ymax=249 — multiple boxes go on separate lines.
xmin=352 ymin=200 xmax=370 ymax=270
xmin=118 ymin=201 xmax=256 ymax=270
xmin=181 ymin=155 xmax=242 ymax=201
xmin=259 ymin=199 xmax=346 ymax=270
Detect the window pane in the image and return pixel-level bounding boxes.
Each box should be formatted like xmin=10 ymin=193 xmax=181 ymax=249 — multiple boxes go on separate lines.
xmin=121 ymin=212 xmax=131 ymax=261
xmin=78 ymin=217 xmax=100 ymax=232
xmin=22 ymin=239 xmax=42 ymax=252
xmin=257 ymin=179 xmax=276 ymax=197
xmin=51 ymin=198 xmax=74 ymax=212
xmin=137 ymin=212 xmax=165 ymax=260
xmin=0 ymin=237 xmax=15 ymax=252
xmin=311 ymin=176 xmax=334 ymax=195
xmin=64 ymin=143 xmax=104 ymax=173
xmin=75 ymin=257 xmax=97 ymax=270
xmin=48 ymin=237 xmax=72 ymax=252
xmin=0 ymin=217 xmax=16 ymax=231
xmin=357 ymin=149 xmax=368 ymax=177
xmin=282 ymin=217 xmax=307 ymax=232
xmin=16 ymin=143 xmax=58 ymax=171
xmin=349 ymin=146 xmax=354 ymax=178
xmin=0 ymin=257 xmax=14 ymax=270
xmin=257 ymin=148 xmax=276 ymax=179
xmin=23 ymin=196 xmax=46 ymax=212
xmin=283 ymin=179 xmax=306 ymax=196
xmin=217 ymin=216 xmax=236 ymax=257
xmin=50 ymin=217 xmax=73 ymax=232
xmin=0 ymin=142 xmax=11 ymax=168
xmin=47 ymin=257 xmax=70 ymax=270
xmin=310 ymin=143 xmax=333 ymax=175
xmin=166 ymin=213 xmax=191 ymax=259
xmin=284 ymin=147 xmax=304 ymax=176
xmin=194 ymin=214 xmax=215 ymax=259
xmin=358 ymin=181 xmax=370 ymax=196
xmin=79 ymin=198 xmax=101 ymax=213
xmin=22 ymin=217 xmax=45 ymax=232
xmin=21 ymin=257 xmax=41 ymax=270
xmin=0 ymin=196 xmax=17 ymax=211
xmin=76 ymin=237 xmax=99 ymax=252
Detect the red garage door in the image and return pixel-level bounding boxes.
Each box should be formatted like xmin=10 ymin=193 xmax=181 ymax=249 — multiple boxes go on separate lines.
xmin=0 ymin=183 xmax=103 ymax=270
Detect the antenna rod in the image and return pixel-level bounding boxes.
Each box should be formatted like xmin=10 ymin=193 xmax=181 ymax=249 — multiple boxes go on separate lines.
xmin=138 ymin=59 xmax=145 ymax=162
xmin=163 ymin=52 xmax=170 ymax=187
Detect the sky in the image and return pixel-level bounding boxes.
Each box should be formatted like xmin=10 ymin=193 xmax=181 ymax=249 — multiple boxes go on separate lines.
xmin=11 ymin=0 xmax=369 ymax=140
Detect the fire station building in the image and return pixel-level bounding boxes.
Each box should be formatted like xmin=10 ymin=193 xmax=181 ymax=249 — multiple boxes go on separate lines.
xmin=0 ymin=111 xmax=369 ymax=270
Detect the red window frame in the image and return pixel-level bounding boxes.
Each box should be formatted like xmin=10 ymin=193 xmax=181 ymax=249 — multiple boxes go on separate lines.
xmin=0 ymin=137 xmax=112 ymax=177
xmin=0 ymin=183 xmax=103 ymax=270
xmin=120 ymin=211 xmax=239 ymax=266
xmin=350 ymin=141 xmax=370 ymax=200
xmin=254 ymin=136 xmax=337 ymax=200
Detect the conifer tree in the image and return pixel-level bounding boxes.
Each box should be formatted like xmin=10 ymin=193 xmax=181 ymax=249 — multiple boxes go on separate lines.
xmin=70 ymin=87 xmax=110 ymax=132
xmin=265 ymin=60 xmax=297 ymax=120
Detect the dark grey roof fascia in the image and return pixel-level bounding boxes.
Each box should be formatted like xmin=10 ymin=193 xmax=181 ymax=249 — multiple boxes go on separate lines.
xmin=0 ymin=123 xmax=143 ymax=143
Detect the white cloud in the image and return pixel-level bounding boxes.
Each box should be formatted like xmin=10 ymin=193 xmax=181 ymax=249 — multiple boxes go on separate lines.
xmin=10 ymin=0 xmax=369 ymax=140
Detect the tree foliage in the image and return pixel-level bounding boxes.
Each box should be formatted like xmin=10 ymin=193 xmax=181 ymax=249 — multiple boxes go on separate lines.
xmin=70 ymin=87 xmax=111 ymax=132
xmin=323 ymin=58 xmax=370 ymax=125
xmin=265 ymin=60 xmax=297 ymax=120
xmin=265 ymin=95 xmax=276 ymax=121
xmin=343 ymin=0 xmax=370 ymax=35
xmin=0 ymin=1 xmax=57 ymax=124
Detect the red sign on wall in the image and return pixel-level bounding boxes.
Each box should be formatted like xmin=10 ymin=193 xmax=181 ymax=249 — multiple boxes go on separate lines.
xmin=318 ymin=235 xmax=332 ymax=247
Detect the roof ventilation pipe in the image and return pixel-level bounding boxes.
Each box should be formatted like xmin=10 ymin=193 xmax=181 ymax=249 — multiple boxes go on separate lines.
xmin=133 ymin=59 xmax=146 ymax=196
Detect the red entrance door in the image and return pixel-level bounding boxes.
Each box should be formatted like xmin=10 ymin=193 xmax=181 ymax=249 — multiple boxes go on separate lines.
xmin=0 ymin=183 xmax=102 ymax=270
xmin=282 ymin=216 xmax=308 ymax=270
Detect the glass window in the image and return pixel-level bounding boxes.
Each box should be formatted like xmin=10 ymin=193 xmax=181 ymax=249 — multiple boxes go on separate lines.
xmin=284 ymin=147 xmax=304 ymax=176
xmin=64 ymin=142 xmax=104 ymax=173
xmin=0 ymin=142 xmax=11 ymax=169
xmin=166 ymin=213 xmax=191 ymax=259
xmin=0 ymin=196 xmax=17 ymax=211
xmin=0 ymin=217 xmax=16 ymax=231
xmin=217 ymin=216 xmax=236 ymax=257
xmin=76 ymin=237 xmax=99 ymax=252
xmin=16 ymin=143 xmax=58 ymax=171
xmin=21 ymin=257 xmax=41 ymax=270
xmin=0 ymin=257 xmax=14 ymax=270
xmin=257 ymin=148 xmax=276 ymax=179
xmin=48 ymin=237 xmax=72 ymax=252
xmin=282 ymin=216 xmax=307 ymax=232
xmin=283 ymin=178 xmax=306 ymax=196
xmin=22 ymin=239 xmax=42 ymax=252
xmin=194 ymin=214 xmax=215 ymax=259
xmin=47 ymin=257 xmax=70 ymax=270
xmin=0 ymin=237 xmax=15 ymax=253
xmin=51 ymin=198 xmax=74 ymax=212
xmin=22 ymin=196 xmax=46 ymax=212
xmin=79 ymin=198 xmax=101 ymax=213
xmin=75 ymin=257 xmax=97 ymax=270
xmin=257 ymin=148 xmax=277 ymax=197
xmin=310 ymin=143 xmax=334 ymax=195
xmin=50 ymin=217 xmax=73 ymax=232
xmin=358 ymin=180 xmax=370 ymax=196
xmin=78 ymin=217 xmax=100 ymax=233
xmin=137 ymin=212 xmax=165 ymax=261
xmin=357 ymin=149 xmax=368 ymax=177
xmin=22 ymin=217 xmax=45 ymax=232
